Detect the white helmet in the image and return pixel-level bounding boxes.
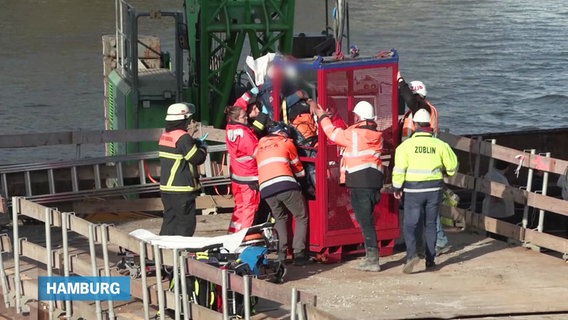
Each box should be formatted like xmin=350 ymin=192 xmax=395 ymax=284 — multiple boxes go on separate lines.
xmin=353 ymin=101 xmax=375 ymax=120
xmin=413 ymin=109 xmax=431 ymax=123
xmin=165 ymin=103 xmax=195 ymax=121
xmin=409 ymin=80 xmax=427 ymax=98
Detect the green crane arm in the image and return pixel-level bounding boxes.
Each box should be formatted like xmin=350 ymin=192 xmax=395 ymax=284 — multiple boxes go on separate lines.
xmin=183 ymin=0 xmax=295 ymax=128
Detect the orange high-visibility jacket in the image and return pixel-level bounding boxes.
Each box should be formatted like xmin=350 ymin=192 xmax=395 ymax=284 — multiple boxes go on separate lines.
xmin=320 ymin=117 xmax=384 ymax=189
xmin=256 ymin=134 xmax=305 ymax=198
xmin=401 ymin=101 xmax=439 ymax=141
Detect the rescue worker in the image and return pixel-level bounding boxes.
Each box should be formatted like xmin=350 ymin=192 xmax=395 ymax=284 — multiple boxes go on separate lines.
xmin=225 ymin=105 xmax=260 ymax=233
xmin=392 ymin=109 xmax=458 ymax=273
xmin=311 ymin=100 xmax=384 ymax=272
xmin=158 ymin=103 xmax=208 ymax=236
xmin=256 ymin=122 xmax=309 ymax=266
xmin=247 ymin=96 xmax=274 ymax=138
xmin=285 ymin=91 xmax=317 ymax=197
xmin=397 ymin=71 xmax=439 ymax=141
xmin=397 ymin=71 xmax=450 ymax=256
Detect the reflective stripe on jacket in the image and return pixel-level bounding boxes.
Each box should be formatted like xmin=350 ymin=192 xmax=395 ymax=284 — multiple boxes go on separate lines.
xmin=256 ymin=134 xmax=305 ymax=198
xmin=401 ymin=102 xmax=439 ymax=141
xmin=158 ymin=129 xmax=205 ymax=193
xmin=320 ymin=117 xmax=384 ymax=189
xmin=392 ymin=131 xmax=458 ymax=192
xmin=226 ymin=122 xmax=259 ymax=184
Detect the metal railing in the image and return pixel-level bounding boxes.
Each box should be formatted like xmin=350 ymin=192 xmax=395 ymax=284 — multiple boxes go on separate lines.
xmin=1 ymin=145 xmax=229 ymax=207
xmin=4 ymin=198 xmax=322 ymax=320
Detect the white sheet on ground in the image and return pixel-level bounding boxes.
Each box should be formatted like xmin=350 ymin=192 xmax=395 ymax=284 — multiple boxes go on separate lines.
xmin=129 ymin=228 xmax=249 ymax=252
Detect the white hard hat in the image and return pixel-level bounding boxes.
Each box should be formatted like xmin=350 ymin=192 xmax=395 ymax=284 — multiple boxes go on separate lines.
xmin=409 ymin=80 xmax=427 ymax=98
xmin=353 ymin=101 xmax=375 ymax=120
xmin=165 ymin=103 xmax=195 ymax=121
xmin=413 ymin=109 xmax=431 ymax=123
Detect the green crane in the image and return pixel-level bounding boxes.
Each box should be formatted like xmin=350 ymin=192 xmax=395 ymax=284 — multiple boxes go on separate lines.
xmin=184 ymin=0 xmax=295 ymax=127
xmin=104 ymin=0 xmax=295 ymax=155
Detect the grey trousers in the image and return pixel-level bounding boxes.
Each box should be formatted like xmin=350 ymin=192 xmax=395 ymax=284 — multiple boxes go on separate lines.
xmin=264 ymin=189 xmax=308 ymax=255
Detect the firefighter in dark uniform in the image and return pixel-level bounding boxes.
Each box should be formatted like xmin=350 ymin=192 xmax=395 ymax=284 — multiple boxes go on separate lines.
xmin=158 ymin=103 xmax=207 ymax=236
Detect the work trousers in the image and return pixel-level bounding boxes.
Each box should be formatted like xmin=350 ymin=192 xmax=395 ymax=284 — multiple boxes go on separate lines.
xmin=350 ymin=188 xmax=381 ymax=250
xmin=160 ymin=191 xmax=198 ymax=236
xmin=264 ymin=189 xmax=308 ymax=256
xmin=228 ymin=182 xmax=260 ymax=233
xmin=403 ymin=190 xmax=441 ymax=264
xmin=416 ymin=213 xmax=448 ymax=250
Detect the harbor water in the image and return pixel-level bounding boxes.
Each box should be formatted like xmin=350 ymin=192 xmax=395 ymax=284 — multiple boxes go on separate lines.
xmin=1 ymin=0 xmax=567 ymax=163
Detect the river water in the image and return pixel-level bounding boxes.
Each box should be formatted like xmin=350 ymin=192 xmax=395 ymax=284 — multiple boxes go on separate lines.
xmin=1 ymin=0 xmax=567 ymax=163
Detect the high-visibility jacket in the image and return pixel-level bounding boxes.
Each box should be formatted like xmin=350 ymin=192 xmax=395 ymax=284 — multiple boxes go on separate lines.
xmin=226 ymin=122 xmax=259 ymax=184
xmin=401 ymin=102 xmax=439 ymax=141
xmin=290 ymin=113 xmax=318 ymax=147
xmin=392 ymin=131 xmax=458 ymax=193
xmin=249 ymin=112 xmax=273 ymax=138
xmin=256 ymin=134 xmax=305 ymax=199
xmin=158 ymin=129 xmax=207 ymax=193
xmin=320 ymin=117 xmax=384 ymax=189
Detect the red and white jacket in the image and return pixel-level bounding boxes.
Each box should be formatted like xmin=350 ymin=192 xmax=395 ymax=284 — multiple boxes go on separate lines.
xmin=226 ymin=121 xmax=259 ymax=184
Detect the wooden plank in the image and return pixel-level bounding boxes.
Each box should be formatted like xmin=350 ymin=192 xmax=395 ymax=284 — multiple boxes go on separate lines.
xmin=527 ymin=193 xmax=568 ymax=217
xmin=18 ymin=198 xmax=61 ymax=227
xmin=185 ymin=258 xmax=316 ymax=306
xmin=476 ymin=177 xmax=528 ymax=205
xmin=0 ymin=126 xmax=227 ymax=149
xmin=524 ymin=229 xmax=568 ymax=255
xmin=438 ymin=132 xmax=472 ymax=153
xmin=66 ymin=214 xmax=92 ymax=238
xmin=444 ymin=172 xmax=475 ymax=189
xmin=440 ymin=132 xmax=568 ymax=175
xmin=441 ymin=207 xmax=523 ymax=241
xmin=0 ymin=234 xmax=12 ymax=253
xmin=19 ymin=240 xmax=49 ymax=266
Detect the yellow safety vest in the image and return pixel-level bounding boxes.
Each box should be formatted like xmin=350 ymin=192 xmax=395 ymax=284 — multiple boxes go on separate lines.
xmin=392 ymin=132 xmax=458 ymax=192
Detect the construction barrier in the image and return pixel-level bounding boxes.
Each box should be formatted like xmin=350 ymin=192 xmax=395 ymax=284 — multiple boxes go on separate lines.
xmin=2 ymin=198 xmax=328 ymax=320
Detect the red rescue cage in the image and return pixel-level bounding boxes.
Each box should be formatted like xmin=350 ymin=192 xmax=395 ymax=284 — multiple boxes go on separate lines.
xmin=271 ymin=51 xmax=400 ymax=262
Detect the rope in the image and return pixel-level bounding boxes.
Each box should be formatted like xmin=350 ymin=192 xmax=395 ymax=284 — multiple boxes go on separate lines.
xmin=144 ymin=160 xmax=159 ymax=184
xmin=334 ymin=40 xmax=345 ymax=60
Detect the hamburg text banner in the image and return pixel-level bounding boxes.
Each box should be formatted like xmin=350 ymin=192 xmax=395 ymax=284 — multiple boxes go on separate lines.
xmin=38 ymin=276 xmax=130 ymax=301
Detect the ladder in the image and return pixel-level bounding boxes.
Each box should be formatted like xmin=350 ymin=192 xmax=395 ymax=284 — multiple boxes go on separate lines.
xmin=0 ymin=145 xmax=229 ymax=207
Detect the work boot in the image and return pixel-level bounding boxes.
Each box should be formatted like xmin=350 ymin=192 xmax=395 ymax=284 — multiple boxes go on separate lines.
xmin=403 ymin=256 xmax=420 ymax=274
xmin=293 ymin=251 xmax=308 ymax=266
xmin=356 ymin=247 xmax=381 ymax=272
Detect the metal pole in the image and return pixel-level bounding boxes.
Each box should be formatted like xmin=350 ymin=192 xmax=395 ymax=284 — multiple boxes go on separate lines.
xmin=154 ymin=245 xmax=165 ymax=320
xmin=221 ymin=269 xmax=229 ymax=320
xmin=522 ymin=149 xmax=536 ymax=229
xmin=179 ymin=253 xmax=189 ymax=320
xmin=469 ymin=137 xmax=482 ymax=229
xmin=61 ymin=212 xmax=72 ymax=318
xmin=173 ymin=249 xmax=180 ymax=320
xmin=0 ymin=235 xmax=9 ymax=309
xmin=101 ymin=224 xmax=115 ymax=319
xmin=537 ymin=152 xmax=551 ymax=233
xmin=88 ymin=224 xmax=103 ymax=320
xmin=140 ymin=241 xmax=150 ymax=320
xmin=243 ymin=275 xmax=251 ymax=320
xmin=290 ymin=288 xmax=298 ymax=320
xmin=45 ymin=208 xmax=55 ymax=320
xmin=12 ymin=197 xmax=21 ymax=313
xmin=486 ymin=139 xmax=496 ymax=172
